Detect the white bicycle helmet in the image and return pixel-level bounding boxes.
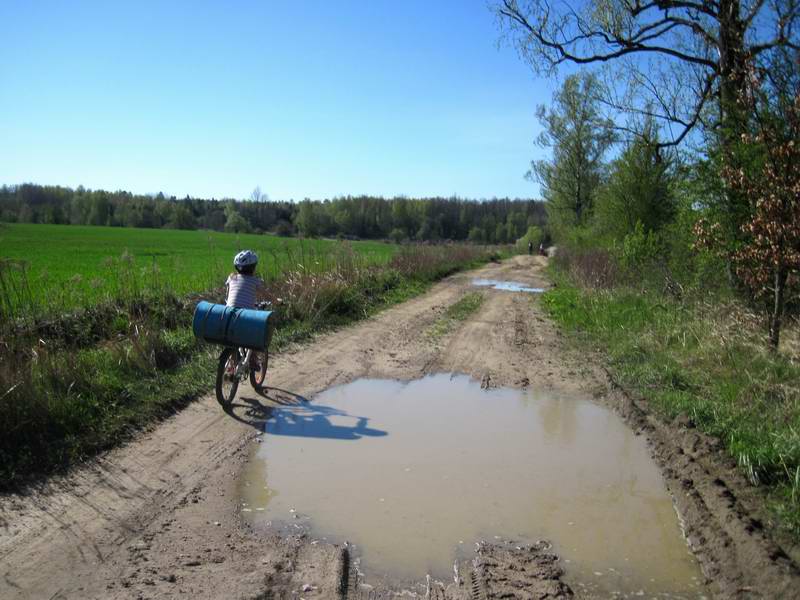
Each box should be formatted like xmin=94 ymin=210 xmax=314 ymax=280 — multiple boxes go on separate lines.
xmin=234 ymin=250 xmax=258 ymax=270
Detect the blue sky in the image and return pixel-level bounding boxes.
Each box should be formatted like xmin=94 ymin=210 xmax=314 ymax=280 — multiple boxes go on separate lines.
xmin=0 ymin=1 xmax=552 ymax=200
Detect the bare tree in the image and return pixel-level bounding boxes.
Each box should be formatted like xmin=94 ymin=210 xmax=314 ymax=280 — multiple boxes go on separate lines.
xmin=495 ymin=0 xmax=800 ymax=148
xmin=250 ymin=186 xmax=268 ymax=203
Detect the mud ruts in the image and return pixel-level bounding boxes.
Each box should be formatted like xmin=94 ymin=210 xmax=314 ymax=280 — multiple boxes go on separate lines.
xmin=345 ymin=541 xmax=573 ymax=599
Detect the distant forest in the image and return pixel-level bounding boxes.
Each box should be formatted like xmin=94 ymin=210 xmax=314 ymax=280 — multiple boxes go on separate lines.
xmin=0 ymin=184 xmax=546 ymax=244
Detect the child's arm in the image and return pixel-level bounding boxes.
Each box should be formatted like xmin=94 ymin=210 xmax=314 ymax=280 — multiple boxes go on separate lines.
xmin=224 ymin=274 xmax=232 ymax=302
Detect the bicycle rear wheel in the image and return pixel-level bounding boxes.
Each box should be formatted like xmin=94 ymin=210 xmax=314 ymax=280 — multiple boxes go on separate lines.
xmin=249 ymin=349 xmax=268 ymax=389
xmin=216 ymin=347 xmax=241 ymax=408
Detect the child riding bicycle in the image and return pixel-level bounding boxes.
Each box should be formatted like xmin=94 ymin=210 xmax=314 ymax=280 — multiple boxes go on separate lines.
xmin=224 ymin=250 xmax=268 ymax=375
xmin=193 ymin=250 xmax=274 ymax=407
xmin=226 ymin=250 xmax=265 ymax=309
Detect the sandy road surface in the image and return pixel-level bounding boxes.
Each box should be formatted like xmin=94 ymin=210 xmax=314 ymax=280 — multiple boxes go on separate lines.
xmin=1 ymin=256 xmax=798 ymax=599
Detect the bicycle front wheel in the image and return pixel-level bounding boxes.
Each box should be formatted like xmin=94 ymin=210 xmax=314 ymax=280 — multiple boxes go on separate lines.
xmin=249 ymin=349 xmax=268 ymax=389
xmin=216 ymin=347 xmax=240 ymax=408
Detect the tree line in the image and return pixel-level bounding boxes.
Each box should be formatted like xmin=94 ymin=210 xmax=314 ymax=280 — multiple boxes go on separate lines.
xmin=0 ymin=183 xmax=546 ymax=245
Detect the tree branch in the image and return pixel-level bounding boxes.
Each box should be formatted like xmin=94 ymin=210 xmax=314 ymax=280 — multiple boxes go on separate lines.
xmin=499 ymin=1 xmax=718 ymax=69
xmin=630 ymin=0 xmax=719 ymax=19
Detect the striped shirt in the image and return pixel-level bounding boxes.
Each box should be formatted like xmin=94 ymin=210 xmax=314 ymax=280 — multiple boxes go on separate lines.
xmin=225 ymin=273 xmax=263 ymax=309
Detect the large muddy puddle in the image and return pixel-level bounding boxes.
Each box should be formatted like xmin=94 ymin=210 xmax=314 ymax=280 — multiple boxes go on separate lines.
xmin=240 ymin=374 xmax=706 ymax=597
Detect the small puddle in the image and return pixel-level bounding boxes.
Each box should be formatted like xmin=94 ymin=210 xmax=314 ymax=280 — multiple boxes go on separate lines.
xmin=472 ymin=278 xmax=545 ymax=293
xmin=240 ymin=374 xmax=706 ymax=597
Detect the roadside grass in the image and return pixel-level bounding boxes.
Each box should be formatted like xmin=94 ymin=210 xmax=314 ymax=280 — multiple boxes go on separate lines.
xmin=0 ymin=243 xmax=502 ymax=490
xmin=0 ymin=223 xmax=396 ymax=318
xmin=542 ymin=274 xmax=800 ymax=537
xmin=427 ymin=292 xmax=485 ymax=340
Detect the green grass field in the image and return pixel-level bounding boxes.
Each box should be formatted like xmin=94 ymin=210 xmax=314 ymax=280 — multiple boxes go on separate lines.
xmin=0 ymin=223 xmax=397 ymax=313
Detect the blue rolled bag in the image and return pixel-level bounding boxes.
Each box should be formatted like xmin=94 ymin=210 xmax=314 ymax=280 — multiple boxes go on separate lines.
xmin=192 ymin=300 xmax=274 ymax=350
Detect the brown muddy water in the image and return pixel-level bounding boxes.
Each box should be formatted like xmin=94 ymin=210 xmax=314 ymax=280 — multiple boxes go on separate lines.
xmin=240 ymin=374 xmax=707 ymax=597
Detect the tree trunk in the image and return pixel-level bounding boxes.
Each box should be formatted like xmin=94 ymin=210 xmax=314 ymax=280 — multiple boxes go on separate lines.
xmin=718 ymin=1 xmax=751 ymax=289
xmin=718 ymin=0 xmax=748 ymax=141
xmin=768 ymin=265 xmax=788 ymax=350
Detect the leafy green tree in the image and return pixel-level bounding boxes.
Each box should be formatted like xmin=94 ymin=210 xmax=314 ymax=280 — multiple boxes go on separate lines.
xmin=593 ymin=126 xmax=676 ymax=240
xmin=154 ymin=196 xmax=175 ymax=227
xmin=203 ymin=208 xmax=226 ymax=231
xmin=516 ymin=225 xmax=542 ymax=252
xmin=468 ymin=226 xmax=484 ymax=243
xmin=18 ymin=204 xmax=35 ymax=223
xmin=295 ymin=200 xmax=324 ymax=237
xmin=169 ymin=205 xmax=197 ymax=230
xmin=494 ymin=222 xmax=507 ymax=244
xmin=223 ymin=202 xmax=250 ymax=233
xmin=531 ymin=73 xmax=614 ymax=231
xmin=87 ymin=194 xmax=111 ymax=226
xmin=416 ymin=217 xmax=440 ymax=241
xmin=224 ymin=211 xmax=250 ymax=233
xmin=332 ymin=200 xmax=358 ymax=236
xmin=391 ymin=199 xmax=415 ymax=239
xmin=508 ymin=210 xmax=527 ymax=240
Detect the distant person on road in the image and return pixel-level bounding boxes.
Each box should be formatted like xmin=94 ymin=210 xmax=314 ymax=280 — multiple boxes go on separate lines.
xmin=538 ymin=243 xmax=546 ymax=256
xmin=225 ymin=250 xmax=265 ymax=309
xmin=527 ymin=241 xmax=533 ymax=255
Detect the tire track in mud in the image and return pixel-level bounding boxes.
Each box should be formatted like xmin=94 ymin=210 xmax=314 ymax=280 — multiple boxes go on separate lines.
xmin=606 ymin=371 xmax=800 ymax=598
xmin=342 ymin=541 xmax=573 ymax=600
xmin=1 ymin=255 xmax=798 ymax=599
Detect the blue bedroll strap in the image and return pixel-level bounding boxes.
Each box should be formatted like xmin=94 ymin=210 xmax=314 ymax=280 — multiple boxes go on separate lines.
xmin=224 ymin=307 xmax=241 ymax=345
xmin=263 ymin=311 xmax=273 ymax=348
xmin=200 ymin=303 xmax=214 ymax=340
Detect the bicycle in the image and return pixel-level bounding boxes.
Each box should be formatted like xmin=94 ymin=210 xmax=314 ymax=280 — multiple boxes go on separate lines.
xmin=215 ymin=301 xmax=272 ymax=408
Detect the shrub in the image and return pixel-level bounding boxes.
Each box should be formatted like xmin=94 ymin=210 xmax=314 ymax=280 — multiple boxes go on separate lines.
xmin=516 ymin=225 xmax=543 ymax=253
xmin=620 ymin=221 xmax=662 ymax=272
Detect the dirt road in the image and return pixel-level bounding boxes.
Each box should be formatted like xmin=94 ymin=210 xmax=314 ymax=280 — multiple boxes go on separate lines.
xmin=1 ymin=256 xmax=798 ymax=599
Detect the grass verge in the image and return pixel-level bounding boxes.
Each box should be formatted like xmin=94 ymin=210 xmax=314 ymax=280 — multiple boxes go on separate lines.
xmin=427 ymin=292 xmax=485 ymax=339
xmin=542 ymin=273 xmax=800 ymax=538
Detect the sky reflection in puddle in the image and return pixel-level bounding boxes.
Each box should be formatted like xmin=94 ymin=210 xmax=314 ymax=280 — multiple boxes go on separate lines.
xmin=472 ymin=278 xmax=545 ymax=292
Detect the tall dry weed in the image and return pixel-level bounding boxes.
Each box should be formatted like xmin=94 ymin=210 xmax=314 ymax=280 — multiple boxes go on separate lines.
xmin=553 ymin=247 xmax=621 ymax=289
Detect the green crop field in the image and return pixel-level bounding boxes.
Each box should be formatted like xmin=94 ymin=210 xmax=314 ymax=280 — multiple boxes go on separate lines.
xmin=0 ymin=223 xmax=397 ymax=314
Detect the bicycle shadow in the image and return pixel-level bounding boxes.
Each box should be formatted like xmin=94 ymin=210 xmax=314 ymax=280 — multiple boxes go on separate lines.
xmin=226 ymin=386 xmax=388 ymax=441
